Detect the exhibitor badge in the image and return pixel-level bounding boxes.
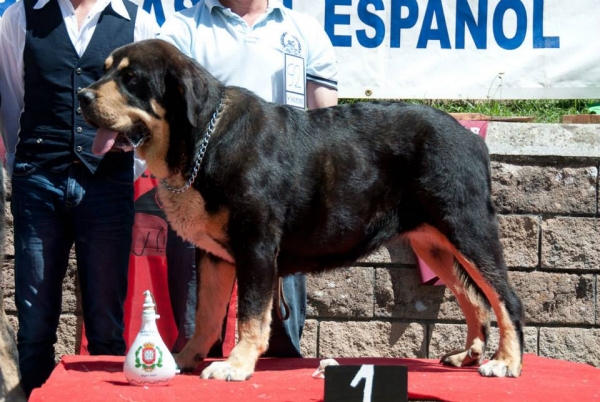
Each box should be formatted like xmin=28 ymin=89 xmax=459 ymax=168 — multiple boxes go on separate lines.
xmin=284 ymin=53 xmax=305 ymax=109
xmin=281 ymin=32 xmax=305 ymax=109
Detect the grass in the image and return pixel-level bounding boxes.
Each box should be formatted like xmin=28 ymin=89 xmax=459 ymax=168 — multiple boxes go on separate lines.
xmin=339 ymin=99 xmax=600 ymax=123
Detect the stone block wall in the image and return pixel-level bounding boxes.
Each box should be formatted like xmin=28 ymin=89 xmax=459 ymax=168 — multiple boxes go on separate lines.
xmin=2 ymin=122 xmax=600 ymax=368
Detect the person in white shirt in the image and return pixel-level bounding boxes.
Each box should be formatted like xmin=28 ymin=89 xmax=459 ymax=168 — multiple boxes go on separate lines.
xmin=0 ymin=0 xmax=157 ymax=395
xmin=159 ymin=0 xmax=338 ymax=360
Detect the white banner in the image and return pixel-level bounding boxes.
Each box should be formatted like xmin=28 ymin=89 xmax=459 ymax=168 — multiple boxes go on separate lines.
xmin=287 ymin=0 xmax=600 ymax=99
xmin=2 ymin=0 xmax=599 ymax=99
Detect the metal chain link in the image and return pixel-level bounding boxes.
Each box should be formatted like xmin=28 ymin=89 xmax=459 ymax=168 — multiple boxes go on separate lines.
xmin=127 ymin=135 xmax=146 ymax=149
xmin=161 ymin=99 xmax=224 ymax=194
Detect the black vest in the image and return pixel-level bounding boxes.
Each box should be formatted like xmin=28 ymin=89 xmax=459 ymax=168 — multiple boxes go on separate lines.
xmin=18 ymin=0 xmax=138 ymax=173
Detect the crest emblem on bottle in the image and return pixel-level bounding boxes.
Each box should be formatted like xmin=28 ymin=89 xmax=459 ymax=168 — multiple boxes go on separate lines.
xmin=142 ymin=344 xmax=156 ymax=365
xmin=135 ymin=342 xmax=164 ymax=372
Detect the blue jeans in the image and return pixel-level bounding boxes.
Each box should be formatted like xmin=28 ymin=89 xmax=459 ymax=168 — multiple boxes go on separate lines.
xmin=166 ymin=230 xmax=198 ymax=353
xmin=263 ymin=273 xmax=306 ymax=358
xmin=11 ymin=161 xmax=134 ymax=395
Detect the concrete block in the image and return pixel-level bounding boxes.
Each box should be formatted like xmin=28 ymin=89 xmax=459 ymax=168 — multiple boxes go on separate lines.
xmin=510 ymin=272 xmax=595 ymax=325
xmin=374 ymin=268 xmax=462 ymax=321
xmin=499 ymin=215 xmax=541 ymax=268
xmin=5 ymin=202 xmax=13 ymax=257
xmin=55 ymin=315 xmax=81 ymax=360
xmin=492 ymin=163 xmax=597 ymax=214
xmin=486 ymin=122 xmax=600 ymax=160
xmin=2 ymin=261 xmax=16 ymax=313
xmin=539 ymin=327 xmax=600 ymax=367
xmin=300 ymin=319 xmax=318 ymax=358
xmin=307 ymin=267 xmax=374 ymax=318
xmin=318 ymin=321 xmax=426 ymax=358
xmin=541 ymin=218 xmax=600 ymax=270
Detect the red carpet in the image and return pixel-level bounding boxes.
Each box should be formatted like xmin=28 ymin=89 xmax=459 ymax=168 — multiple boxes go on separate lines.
xmin=30 ymin=354 xmax=600 ymax=401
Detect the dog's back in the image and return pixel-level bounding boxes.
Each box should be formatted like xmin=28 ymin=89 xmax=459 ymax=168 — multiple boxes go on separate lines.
xmin=240 ymin=101 xmax=492 ymax=274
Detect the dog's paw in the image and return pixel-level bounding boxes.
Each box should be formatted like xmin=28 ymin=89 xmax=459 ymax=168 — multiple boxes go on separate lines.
xmin=173 ymin=352 xmax=203 ymax=373
xmin=479 ymin=359 xmax=521 ymax=378
xmin=440 ymin=349 xmax=481 ymax=367
xmin=200 ymin=361 xmax=253 ymax=381
xmin=440 ymin=341 xmax=484 ymax=367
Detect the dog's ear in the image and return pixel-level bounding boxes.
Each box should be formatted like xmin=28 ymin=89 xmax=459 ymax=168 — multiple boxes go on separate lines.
xmin=165 ymin=57 xmax=220 ymax=129
xmin=178 ymin=65 xmax=204 ymax=128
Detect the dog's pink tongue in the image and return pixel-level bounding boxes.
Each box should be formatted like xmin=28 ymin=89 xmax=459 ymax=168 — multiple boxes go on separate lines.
xmin=92 ymin=128 xmax=118 ymax=155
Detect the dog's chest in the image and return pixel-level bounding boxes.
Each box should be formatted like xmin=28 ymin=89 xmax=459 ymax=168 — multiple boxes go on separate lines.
xmin=157 ymin=185 xmax=234 ymax=263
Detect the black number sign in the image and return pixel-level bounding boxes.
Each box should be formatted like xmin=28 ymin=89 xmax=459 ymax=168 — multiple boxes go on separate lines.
xmin=324 ymin=365 xmax=408 ymax=402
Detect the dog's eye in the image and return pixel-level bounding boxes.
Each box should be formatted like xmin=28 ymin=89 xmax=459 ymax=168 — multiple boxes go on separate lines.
xmin=122 ymin=70 xmax=137 ymax=84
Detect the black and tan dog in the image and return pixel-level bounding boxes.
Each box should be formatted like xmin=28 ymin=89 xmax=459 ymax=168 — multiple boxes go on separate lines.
xmin=78 ymin=39 xmax=524 ymax=381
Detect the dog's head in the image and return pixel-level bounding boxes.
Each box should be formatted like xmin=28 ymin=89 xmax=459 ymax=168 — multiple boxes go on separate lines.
xmin=78 ymin=39 xmax=223 ymax=175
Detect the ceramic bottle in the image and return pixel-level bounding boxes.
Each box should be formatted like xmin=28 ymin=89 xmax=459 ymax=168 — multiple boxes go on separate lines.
xmin=123 ymin=290 xmax=179 ymax=386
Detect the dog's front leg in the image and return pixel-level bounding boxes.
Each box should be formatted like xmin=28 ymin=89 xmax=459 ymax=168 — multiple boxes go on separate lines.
xmin=200 ymin=240 xmax=276 ymax=381
xmin=175 ymin=251 xmax=236 ymax=372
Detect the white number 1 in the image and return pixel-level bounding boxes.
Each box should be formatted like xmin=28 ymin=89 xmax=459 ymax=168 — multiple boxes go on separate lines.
xmin=350 ymin=365 xmax=374 ymax=402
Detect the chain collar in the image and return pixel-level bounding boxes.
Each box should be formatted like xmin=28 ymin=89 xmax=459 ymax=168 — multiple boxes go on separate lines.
xmin=161 ymin=99 xmax=224 ymax=194
xmin=127 ymin=135 xmax=146 ymax=149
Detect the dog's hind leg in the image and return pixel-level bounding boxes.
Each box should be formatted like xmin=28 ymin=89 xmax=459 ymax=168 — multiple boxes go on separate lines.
xmin=409 ymin=235 xmax=490 ymax=367
xmin=453 ymin=250 xmax=524 ymax=378
xmin=175 ymin=251 xmax=236 ymax=372
xmin=410 ymin=221 xmax=524 ymax=377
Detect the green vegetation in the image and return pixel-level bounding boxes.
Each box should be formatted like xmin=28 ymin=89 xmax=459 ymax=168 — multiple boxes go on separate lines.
xmin=340 ymin=99 xmax=600 ymax=123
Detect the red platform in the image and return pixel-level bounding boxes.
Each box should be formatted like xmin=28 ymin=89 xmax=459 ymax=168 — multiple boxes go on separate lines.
xmin=30 ymin=354 xmax=600 ymax=401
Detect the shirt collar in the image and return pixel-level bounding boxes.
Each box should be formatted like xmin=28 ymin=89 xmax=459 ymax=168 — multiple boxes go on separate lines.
xmin=205 ymin=0 xmax=284 ymax=13
xmin=108 ymin=0 xmax=132 ymax=20
xmin=33 ymin=0 xmax=57 ymax=10
xmin=33 ymin=0 xmax=132 ymax=20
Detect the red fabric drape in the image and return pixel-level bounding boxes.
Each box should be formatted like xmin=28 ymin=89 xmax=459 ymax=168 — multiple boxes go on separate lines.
xmin=80 ymin=171 xmax=235 ymax=355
